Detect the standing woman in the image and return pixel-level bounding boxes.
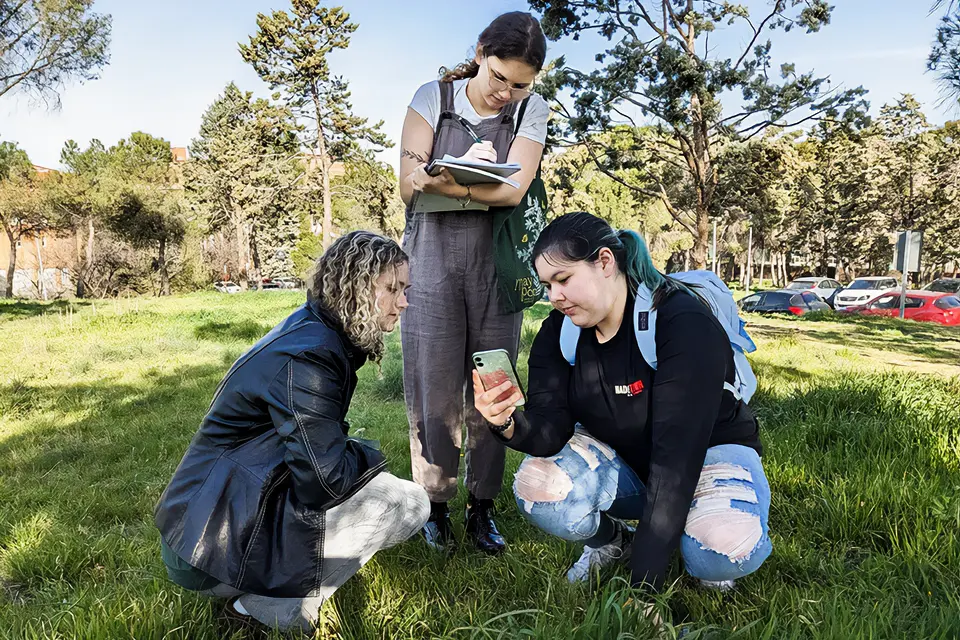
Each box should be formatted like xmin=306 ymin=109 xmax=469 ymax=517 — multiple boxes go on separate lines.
xmin=399 ymin=12 xmax=549 ymax=554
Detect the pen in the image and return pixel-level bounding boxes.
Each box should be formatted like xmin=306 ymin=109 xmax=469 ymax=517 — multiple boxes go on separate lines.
xmin=455 ymin=115 xmax=484 ymax=144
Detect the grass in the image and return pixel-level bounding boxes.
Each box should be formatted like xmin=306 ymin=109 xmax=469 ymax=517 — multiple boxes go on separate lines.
xmin=1 ymin=293 xmax=959 ymax=639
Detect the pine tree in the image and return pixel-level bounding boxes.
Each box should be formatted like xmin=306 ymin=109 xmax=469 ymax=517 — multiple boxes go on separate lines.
xmin=240 ymin=1 xmax=391 ymax=248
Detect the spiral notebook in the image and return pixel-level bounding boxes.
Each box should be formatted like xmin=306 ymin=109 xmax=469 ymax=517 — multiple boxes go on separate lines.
xmin=412 ymin=157 xmax=522 ymax=213
xmin=426 ymin=156 xmax=522 ymax=188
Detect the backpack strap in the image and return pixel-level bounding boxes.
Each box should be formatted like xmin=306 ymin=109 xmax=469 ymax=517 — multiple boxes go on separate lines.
xmin=633 ymin=283 xmax=658 ymax=370
xmin=559 ymin=316 xmax=580 ymax=365
xmin=439 ymin=80 xmax=455 ymax=114
xmin=727 ymin=344 xmax=756 ymax=402
xmin=514 ymin=97 xmax=530 ymax=136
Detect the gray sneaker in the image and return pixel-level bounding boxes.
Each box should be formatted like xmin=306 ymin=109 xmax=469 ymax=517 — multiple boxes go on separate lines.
xmin=566 ymin=521 xmax=633 ymax=583
xmin=699 ymin=579 xmax=736 ymax=592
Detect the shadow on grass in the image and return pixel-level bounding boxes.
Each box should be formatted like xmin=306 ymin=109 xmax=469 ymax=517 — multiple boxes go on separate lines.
xmin=747 ymin=312 xmax=960 ymax=366
xmin=2 ymin=341 xmax=959 ymax=638
xmin=194 ymin=320 xmax=271 ymax=343
xmin=752 ymin=360 xmax=813 ymax=381
xmin=0 ymin=362 xmax=382 ymax=631
xmin=0 ymin=364 xmax=228 ymax=597
xmin=0 ymin=299 xmax=91 ymax=322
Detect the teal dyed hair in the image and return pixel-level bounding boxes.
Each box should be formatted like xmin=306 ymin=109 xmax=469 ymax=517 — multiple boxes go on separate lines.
xmin=615 ymin=229 xmax=664 ymax=293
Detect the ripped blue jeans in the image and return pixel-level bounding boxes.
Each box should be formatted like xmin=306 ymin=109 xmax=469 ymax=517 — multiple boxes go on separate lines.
xmin=512 ymin=430 xmax=772 ymax=582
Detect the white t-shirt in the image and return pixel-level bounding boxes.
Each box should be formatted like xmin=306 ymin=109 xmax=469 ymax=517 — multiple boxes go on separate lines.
xmin=408 ymin=78 xmax=549 ymax=146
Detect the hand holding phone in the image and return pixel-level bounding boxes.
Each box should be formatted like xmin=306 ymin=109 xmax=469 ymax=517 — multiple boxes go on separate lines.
xmin=472 ymin=349 xmax=524 ymax=406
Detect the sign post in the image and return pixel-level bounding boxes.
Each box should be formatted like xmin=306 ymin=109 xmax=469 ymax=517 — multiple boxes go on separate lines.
xmin=894 ymin=230 xmax=922 ymax=320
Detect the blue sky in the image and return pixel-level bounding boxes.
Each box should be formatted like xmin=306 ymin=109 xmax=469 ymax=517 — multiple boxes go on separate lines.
xmin=2 ymin=0 xmax=953 ymax=170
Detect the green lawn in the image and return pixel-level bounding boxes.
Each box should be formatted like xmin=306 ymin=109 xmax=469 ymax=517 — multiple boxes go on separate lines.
xmin=1 ymin=293 xmax=959 ymax=639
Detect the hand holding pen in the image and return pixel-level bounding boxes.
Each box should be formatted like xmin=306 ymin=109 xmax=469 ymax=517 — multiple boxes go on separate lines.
xmin=455 ymin=116 xmax=497 ymax=164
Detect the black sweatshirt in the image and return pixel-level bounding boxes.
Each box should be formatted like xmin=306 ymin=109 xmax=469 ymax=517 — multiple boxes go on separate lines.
xmin=502 ymin=290 xmax=761 ymax=589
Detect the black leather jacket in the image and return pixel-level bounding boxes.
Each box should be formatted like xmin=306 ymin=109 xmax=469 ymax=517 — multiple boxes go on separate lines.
xmin=155 ymin=302 xmax=386 ymax=597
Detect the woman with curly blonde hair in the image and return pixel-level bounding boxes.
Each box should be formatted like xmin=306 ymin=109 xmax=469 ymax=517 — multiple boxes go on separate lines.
xmin=155 ymin=231 xmax=429 ymax=633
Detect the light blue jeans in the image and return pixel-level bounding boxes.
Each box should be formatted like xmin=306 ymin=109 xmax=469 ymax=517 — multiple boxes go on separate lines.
xmin=513 ymin=430 xmax=772 ymax=582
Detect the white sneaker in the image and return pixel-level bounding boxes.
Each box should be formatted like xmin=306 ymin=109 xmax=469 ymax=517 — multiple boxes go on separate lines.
xmin=566 ymin=522 xmax=633 ymax=583
xmin=699 ymin=579 xmax=736 ymax=592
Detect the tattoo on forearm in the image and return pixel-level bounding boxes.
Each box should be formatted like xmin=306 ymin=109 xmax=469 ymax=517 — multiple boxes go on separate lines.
xmin=401 ymin=148 xmax=428 ymax=163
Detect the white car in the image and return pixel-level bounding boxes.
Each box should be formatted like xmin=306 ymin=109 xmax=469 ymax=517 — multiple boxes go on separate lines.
xmin=273 ymin=277 xmax=303 ymax=290
xmin=833 ymin=276 xmax=900 ymax=310
xmin=785 ymin=277 xmax=844 ymax=305
xmin=214 ymin=281 xmax=242 ymax=294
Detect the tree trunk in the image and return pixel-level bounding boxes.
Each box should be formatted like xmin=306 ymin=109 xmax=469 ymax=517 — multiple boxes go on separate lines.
xmin=76 ymin=217 xmax=94 ymax=298
xmin=75 ymin=228 xmax=84 ymax=298
xmin=83 ymin=217 xmax=94 ymax=296
xmin=312 ymin=90 xmax=334 ymax=249
xmin=233 ymin=205 xmax=248 ymax=288
xmin=321 ymin=155 xmax=332 ymax=249
xmin=3 ymin=223 xmax=15 ymax=298
xmin=692 ymin=207 xmax=710 ymax=270
xmin=34 ymin=235 xmax=46 ymax=300
xmin=687 ymin=19 xmax=715 ymax=272
xmin=758 ymin=250 xmax=766 ymax=289
xmin=158 ymin=236 xmax=170 ymax=296
xmin=250 ymin=226 xmax=262 ymax=291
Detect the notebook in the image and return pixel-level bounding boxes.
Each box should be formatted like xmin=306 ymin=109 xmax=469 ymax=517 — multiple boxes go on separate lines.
xmin=411 ymin=157 xmax=523 ymax=213
xmin=426 ymin=155 xmax=522 ymax=188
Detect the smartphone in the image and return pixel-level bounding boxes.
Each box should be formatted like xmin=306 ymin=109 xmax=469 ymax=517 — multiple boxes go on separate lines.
xmin=473 ymin=349 xmax=525 ymax=407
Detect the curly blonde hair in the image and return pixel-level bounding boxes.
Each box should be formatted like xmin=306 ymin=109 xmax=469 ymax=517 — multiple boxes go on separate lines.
xmin=308 ymin=231 xmax=408 ymax=362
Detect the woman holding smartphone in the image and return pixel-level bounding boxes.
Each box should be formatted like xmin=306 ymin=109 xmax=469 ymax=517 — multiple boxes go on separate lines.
xmin=473 ymin=212 xmax=772 ymax=593
xmin=399 ymin=11 xmax=549 ymax=554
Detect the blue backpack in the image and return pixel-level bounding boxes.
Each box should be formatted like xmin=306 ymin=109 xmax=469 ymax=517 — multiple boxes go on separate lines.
xmin=559 ymin=270 xmax=758 ymax=403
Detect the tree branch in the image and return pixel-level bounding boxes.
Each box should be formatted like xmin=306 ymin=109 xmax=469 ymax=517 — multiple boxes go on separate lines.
xmin=733 ymin=4 xmax=783 ymax=72
xmin=580 ymin=136 xmax=697 ymax=236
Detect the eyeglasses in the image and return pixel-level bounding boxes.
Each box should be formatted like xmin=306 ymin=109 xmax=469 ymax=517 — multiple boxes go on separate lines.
xmin=485 ymin=59 xmax=533 ymax=100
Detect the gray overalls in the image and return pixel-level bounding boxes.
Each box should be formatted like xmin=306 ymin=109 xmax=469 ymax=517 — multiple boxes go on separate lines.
xmin=402 ymin=81 xmax=523 ymax=502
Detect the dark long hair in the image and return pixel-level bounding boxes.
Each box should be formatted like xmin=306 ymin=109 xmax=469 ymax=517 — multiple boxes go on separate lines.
xmin=440 ymin=12 xmax=547 ymax=82
xmin=532 ymin=212 xmax=699 ymax=309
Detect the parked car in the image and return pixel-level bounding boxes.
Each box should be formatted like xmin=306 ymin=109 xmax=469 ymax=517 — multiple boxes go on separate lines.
xmin=840 ymin=291 xmax=960 ymax=326
xmin=250 ymin=278 xmax=285 ymax=290
xmin=832 ymin=277 xmax=900 ymax=310
xmin=738 ymin=289 xmax=831 ymax=316
xmin=272 ymin=277 xmax=303 ymax=290
xmin=214 ymin=281 xmax=241 ymax=294
xmin=785 ymin=277 xmax=844 ymax=307
xmin=924 ymin=278 xmax=960 ymax=295
xmin=260 ymin=279 xmax=282 ymax=290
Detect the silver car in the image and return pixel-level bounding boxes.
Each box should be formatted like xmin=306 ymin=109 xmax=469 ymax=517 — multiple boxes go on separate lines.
xmin=785 ymin=277 xmax=843 ymax=305
xmin=833 ymin=277 xmax=900 ymax=310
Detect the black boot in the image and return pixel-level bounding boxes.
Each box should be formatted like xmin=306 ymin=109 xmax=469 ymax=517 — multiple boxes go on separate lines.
xmin=421 ymin=501 xmax=456 ymax=552
xmin=465 ymin=493 xmax=506 ymax=555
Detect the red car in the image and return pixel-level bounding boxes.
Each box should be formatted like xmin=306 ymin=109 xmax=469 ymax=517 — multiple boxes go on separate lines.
xmin=840 ymin=290 xmax=960 ymax=326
